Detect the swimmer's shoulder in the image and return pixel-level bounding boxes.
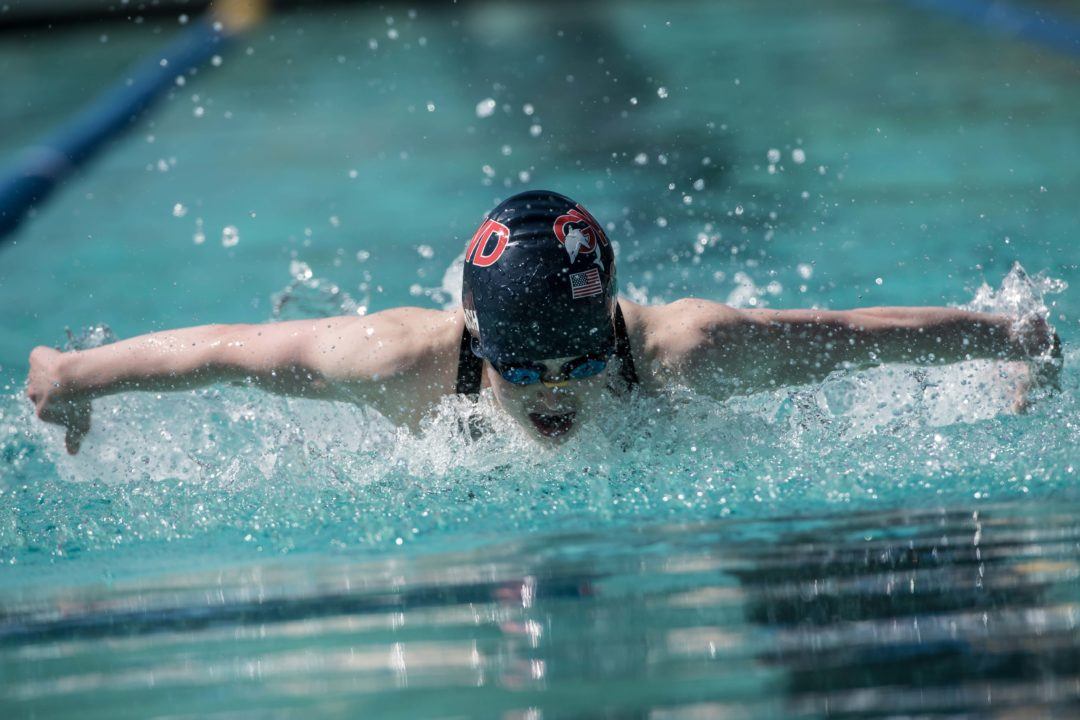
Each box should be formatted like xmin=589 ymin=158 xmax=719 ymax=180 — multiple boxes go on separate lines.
xmin=301 ymin=308 xmax=464 ymax=422
xmin=303 ymin=307 xmax=463 ymax=379
xmin=619 ymin=299 xmax=742 ymax=385
xmin=620 ymin=298 xmax=740 ymax=351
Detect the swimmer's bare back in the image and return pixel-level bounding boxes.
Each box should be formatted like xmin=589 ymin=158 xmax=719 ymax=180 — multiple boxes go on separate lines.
xmin=27 ymin=299 xmax=1055 ymax=453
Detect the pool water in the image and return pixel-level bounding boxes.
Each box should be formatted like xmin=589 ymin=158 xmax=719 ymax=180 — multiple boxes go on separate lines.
xmin=1 ymin=1 xmax=1078 ymax=717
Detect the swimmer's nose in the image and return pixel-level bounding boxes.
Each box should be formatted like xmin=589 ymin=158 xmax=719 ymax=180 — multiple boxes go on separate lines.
xmin=534 ymin=385 xmax=568 ymax=406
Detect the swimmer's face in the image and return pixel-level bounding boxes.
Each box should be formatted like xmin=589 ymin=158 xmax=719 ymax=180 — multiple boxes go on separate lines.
xmin=485 ymin=356 xmax=611 ymax=443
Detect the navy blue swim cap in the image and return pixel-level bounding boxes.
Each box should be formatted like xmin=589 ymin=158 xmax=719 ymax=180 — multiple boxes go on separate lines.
xmin=461 ymin=190 xmax=617 ymax=364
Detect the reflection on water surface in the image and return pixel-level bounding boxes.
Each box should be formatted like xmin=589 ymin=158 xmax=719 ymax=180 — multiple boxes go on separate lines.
xmin=3 ymin=501 xmax=1078 ymax=718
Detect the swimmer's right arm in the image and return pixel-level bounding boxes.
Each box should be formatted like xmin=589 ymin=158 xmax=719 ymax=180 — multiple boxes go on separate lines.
xmin=26 ymin=309 xmax=460 ymax=454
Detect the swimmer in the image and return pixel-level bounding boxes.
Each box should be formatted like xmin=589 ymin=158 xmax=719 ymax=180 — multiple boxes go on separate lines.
xmin=26 ymin=190 xmax=1059 ymax=453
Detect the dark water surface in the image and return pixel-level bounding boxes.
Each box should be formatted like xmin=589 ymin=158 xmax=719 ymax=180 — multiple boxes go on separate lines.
xmin=2 ymin=501 xmax=1079 ymax=718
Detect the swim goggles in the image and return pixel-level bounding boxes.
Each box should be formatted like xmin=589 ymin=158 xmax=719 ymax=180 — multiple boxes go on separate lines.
xmin=493 ymin=352 xmax=610 ymax=387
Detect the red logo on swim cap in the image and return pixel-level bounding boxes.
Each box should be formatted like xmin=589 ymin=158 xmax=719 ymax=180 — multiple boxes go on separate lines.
xmin=552 ymin=205 xmax=607 ymax=264
xmin=465 ymin=218 xmax=510 ymax=267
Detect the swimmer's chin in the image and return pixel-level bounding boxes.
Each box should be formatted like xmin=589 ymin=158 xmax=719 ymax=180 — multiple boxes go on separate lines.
xmin=527 ymin=411 xmax=577 ymax=443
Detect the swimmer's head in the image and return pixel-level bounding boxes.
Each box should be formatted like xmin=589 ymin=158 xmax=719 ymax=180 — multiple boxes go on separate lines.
xmin=461 ymin=190 xmax=617 ymax=442
xmin=461 ymin=190 xmax=617 ymax=365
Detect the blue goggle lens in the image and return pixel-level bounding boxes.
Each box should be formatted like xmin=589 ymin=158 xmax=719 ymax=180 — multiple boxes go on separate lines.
xmin=501 ymin=366 xmax=544 ymax=385
xmin=496 ymin=355 xmax=609 ymax=386
xmin=567 ymin=358 xmax=607 ymax=380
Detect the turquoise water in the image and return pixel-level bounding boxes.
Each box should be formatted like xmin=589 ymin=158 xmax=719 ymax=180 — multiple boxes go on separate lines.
xmin=1 ymin=1 xmax=1078 ymax=717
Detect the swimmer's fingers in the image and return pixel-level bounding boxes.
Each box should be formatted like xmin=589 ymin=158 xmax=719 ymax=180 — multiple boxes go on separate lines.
xmin=63 ymin=398 xmax=92 ymax=455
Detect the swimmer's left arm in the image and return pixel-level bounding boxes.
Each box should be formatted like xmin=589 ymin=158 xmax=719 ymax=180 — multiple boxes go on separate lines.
xmin=663 ymin=301 xmax=1056 ymax=395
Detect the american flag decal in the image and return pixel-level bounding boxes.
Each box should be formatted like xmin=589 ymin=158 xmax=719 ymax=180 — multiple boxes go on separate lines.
xmin=569 ymin=268 xmax=602 ymax=299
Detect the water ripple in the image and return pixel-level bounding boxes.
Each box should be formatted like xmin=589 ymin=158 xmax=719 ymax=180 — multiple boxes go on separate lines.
xmin=2 ymin=500 xmax=1078 ymax=718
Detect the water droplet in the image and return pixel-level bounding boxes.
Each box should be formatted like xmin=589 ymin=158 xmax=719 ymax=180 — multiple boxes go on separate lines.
xmin=656 ymin=86 xmax=668 ymax=99
xmin=792 ymin=148 xmax=806 ymax=164
xmin=734 ymin=204 xmax=744 ymax=216
xmin=426 ymin=101 xmax=435 ymax=112
xmin=221 ymin=225 xmax=239 ymax=248
xmin=766 ymin=148 xmax=781 ymax=163
xmin=529 ymin=124 xmax=542 ymax=137
xmin=172 ymin=203 xmax=187 ymax=218
xmin=633 ymin=153 xmax=648 ymax=165
xmin=523 ymin=103 xmax=535 ymax=116
xmin=475 ymin=98 xmax=496 ymax=118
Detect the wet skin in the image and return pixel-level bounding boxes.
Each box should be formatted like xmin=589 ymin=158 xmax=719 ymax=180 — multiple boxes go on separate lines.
xmin=483 ymin=357 xmax=611 ymax=443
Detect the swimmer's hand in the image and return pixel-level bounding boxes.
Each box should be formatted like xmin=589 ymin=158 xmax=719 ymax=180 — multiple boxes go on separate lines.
xmin=1007 ymin=315 xmax=1056 ymax=359
xmin=1007 ymin=315 xmax=1062 ymax=392
xmin=27 ymin=346 xmax=92 ymax=454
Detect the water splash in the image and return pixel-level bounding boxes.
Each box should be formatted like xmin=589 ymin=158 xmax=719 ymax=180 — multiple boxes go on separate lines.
xmin=271 ymin=260 xmax=368 ymax=320
xmin=63 ymin=325 xmax=118 ymax=351
xmin=963 ymin=262 xmax=1066 ymax=365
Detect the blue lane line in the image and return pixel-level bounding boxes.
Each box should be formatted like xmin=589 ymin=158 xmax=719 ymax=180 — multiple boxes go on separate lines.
xmin=0 ymin=19 xmax=228 ymax=241
xmin=904 ymin=0 xmax=1080 ymax=57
